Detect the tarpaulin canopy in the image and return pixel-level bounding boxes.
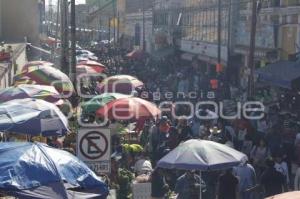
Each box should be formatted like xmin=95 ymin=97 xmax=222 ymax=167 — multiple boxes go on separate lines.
xmin=0 ymin=84 xmax=63 ymax=105
xmin=0 ymin=142 xmax=109 ymax=199
xmin=0 ymin=98 xmax=68 ymax=136
xmin=256 ymin=61 xmax=300 ymax=90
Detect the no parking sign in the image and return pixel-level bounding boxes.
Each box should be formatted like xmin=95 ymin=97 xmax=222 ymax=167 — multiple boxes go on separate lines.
xmin=77 ymin=128 xmax=111 ymax=174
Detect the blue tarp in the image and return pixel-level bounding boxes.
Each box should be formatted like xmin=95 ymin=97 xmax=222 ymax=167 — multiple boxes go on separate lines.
xmin=0 ymin=142 xmax=108 ymax=198
xmin=256 ymin=61 xmax=300 ymax=89
xmin=0 ymin=99 xmax=68 ymax=136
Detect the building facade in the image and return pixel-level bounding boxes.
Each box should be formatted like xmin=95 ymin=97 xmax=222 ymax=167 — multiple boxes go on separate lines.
xmin=153 ymin=0 xmax=300 ymax=86
xmin=0 ymin=0 xmax=43 ymax=45
xmin=117 ymin=0 xmax=154 ymax=52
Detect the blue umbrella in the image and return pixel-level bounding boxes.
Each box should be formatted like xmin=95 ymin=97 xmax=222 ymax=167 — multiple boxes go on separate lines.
xmin=0 ymin=98 xmax=68 ymax=136
xmin=157 ymin=139 xmax=247 ymax=199
xmin=157 ymin=139 xmax=247 ymax=170
xmin=0 ymin=142 xmax=109 ymax=199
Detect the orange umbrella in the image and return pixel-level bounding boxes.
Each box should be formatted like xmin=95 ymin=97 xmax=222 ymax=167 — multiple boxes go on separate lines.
xmin=96 ymin=97 xmax=161 ymax=120
xmin=266 ymin=191 xmax=300 ymax=199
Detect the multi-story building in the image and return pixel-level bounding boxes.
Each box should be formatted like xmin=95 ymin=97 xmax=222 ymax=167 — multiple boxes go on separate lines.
xmin=86 ymin=0 xmax=116 ymax=41
xmin=121 ymin=0 xmax=154 ymax=52
xmin=0 ymin=0 xmax=43 ymax=45
xmin=153 ymin=0 xmax=300 ymax=86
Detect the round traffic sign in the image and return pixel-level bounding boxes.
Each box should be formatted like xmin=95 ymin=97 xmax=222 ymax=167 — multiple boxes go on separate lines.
xmin=79 ymin=131 xmax=108 ymax=160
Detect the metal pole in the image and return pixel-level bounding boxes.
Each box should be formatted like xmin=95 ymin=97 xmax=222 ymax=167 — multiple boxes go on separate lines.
xmin=53 ymin=0 xmax=60 ymax=63
xmin=142 ymin=0 xmax=146 ymax=51
xmin=117 ymin=12 xmax=120 ymax=44
xmin=217 ymin=0 xmax=222 ymax=64
xmin=108 ymin=17 xmax=111 ymax=42
xmin=60 ymin=0 xmax=68 ymax=74
xmin=113 ymin=0 xmax=116 ymax=46
xmin=247 ymin=0 xmax=258 ymax=98
xmin=70 ymin=0 xmax=76 ymax=89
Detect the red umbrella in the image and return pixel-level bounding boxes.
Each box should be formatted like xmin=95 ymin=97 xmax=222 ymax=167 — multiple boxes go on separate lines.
xmin=96 ymin=97 xmax=161 ymax=120
xmin=76 ymin=64 xmax=105 ymax=74
xmin=126 ymin=49 xmax=144 ymax=59
xmin=265 ymin=191 xmax=300 ymax=199
xmin=97 ymin=75 xmax=144 ymax=95
xmin=78 ymin=60 xmax=106 ymax=73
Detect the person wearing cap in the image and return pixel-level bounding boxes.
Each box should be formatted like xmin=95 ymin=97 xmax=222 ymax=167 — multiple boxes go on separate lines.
xmin=134 ymin=153 xmax=153 ymax=176
xmin=177 ymin=116 xmax=192 ymax=143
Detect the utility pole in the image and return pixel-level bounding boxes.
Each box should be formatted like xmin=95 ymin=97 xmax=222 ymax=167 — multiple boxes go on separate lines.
xmin=108 ymin=17 xmax=111 ymax=42
xmin=49 ymin=0 xmax=53 ymax=35
xmin=142 ymin=0 xmax=146 ymax=51
xmin=70 ymin=0 xmax=77 ymax=89
xmin=117 ymin=12 xmax=120 ymax=44
xmin=217 ymin=0 xmax=222 ymax=65
xmin=247 ymin=0 xmax=259 ymax=98
xmin=113 ymin=0 xmax=116 ymax=46
xmin=60 ymin=0 xmax=69 ymax=74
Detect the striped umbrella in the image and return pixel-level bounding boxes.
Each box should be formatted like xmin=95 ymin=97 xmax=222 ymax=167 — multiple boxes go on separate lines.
xmin=97 ymin=75 xmax=144 ymax=95
xmin=21 ymin=61 xmax=53 ymax=73
xmin=0 ymin=84 xmax=63 ymax=105
xmin=0 ymin=98 xmax=68 ymax=136
xmin=14 ymin=65 xmax=74 ymax=97
xmin=81 ymin=93 xmax=130 ymax=114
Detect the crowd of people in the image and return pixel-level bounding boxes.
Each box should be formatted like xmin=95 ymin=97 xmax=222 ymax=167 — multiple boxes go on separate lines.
xmin=57 ymin=45 xmax=300 ymax=199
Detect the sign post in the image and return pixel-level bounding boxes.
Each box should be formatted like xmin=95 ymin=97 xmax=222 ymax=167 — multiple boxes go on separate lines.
xmin=77 ymin=128 xmax=111 ymax=174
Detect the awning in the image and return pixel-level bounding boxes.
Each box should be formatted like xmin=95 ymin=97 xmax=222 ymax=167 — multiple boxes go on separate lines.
xmin=256 ymin=61 xmax=300 ymax=89
xmin=151 ymin=47 xmax=174 ymax=60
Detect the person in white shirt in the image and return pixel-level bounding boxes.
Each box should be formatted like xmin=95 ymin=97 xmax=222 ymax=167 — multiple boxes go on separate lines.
xmin=274 ymin=154 xmax=290 ymax=188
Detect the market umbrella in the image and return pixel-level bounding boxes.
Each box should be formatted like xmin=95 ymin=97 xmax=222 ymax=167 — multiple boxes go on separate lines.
xmin=0 ymin=84 xmax=63 ymax=105
xmin=157 ymin=139 xmax=247 ymax=170
xmin=97 ymin=75 xmax=144 ymax=94
xmin=81 ymin=93 xmax=130 ymax=114
xmin=96 ymin=97 xmax=161 ymax=120
xmin=157 ymin=139 xmax=247 ymax=199
xmin=265 ymin=191 xmax=300 ymax=199
xmin=0 ymin=98 xmax=68 ymax=136
xmin=14 ymin=65 xmax=74 ymax=97
xmin=0 ymin=142 xmax=109 ymax=199
xmin=21 ymin=61 xmax=54 ymax=73
xmin=79 ymin=60 xmax=106 ymax=70
xmin=76 ymin=64 xmax=105 ymax=75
